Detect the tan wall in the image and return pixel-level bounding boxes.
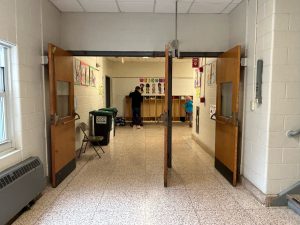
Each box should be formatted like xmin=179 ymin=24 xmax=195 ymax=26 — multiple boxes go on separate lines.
xmin=109 ymin=60 xmax=194 ymax=78
xmin=108 ymin=59 xmax=194 ymax=116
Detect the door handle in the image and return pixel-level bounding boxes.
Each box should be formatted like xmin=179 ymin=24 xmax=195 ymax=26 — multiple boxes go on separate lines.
xmin=286 ymin=129 xmax=300 ymax=137
xmin=63 ymin=119 xmax=75 ymax=125
xmin=74 ymin=112 xmax=80 ymax=120
xmin=51 ymin=113 xmax=60 ymax=125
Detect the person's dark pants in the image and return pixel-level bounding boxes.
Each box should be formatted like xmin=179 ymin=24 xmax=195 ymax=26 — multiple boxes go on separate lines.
xmin=186 ymin=112 xmax=192 ymax=127
xmin=132 ymin=107 xmax=141 ymax=125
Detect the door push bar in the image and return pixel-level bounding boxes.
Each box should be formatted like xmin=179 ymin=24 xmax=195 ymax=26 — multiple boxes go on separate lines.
xmin=286 ymin=129 xmax=300 ymax=138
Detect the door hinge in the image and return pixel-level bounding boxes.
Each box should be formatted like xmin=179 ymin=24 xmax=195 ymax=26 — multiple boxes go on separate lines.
xmin=241 ymin=58 xmax=247 ymax=67
xmin=41 ymin=56 xmax=48 ymax=65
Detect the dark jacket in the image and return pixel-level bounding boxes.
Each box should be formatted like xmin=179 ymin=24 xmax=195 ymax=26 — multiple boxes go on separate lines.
xmin=129 ymin=90 xmax=143 ymax=108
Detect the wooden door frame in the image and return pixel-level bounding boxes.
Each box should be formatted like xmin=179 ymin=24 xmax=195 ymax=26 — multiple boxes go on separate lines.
xmin=167 ymin=55 xmax=172 ymax=169
xmin=105 ymin=75 xmax=111 ymax=108
xmin=69 ymin=51 xmax=223 ymax=58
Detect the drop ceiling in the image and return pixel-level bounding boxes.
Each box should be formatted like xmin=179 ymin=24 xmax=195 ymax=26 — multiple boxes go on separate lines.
xmin=50 ymin=0 xmax=243 ymax=14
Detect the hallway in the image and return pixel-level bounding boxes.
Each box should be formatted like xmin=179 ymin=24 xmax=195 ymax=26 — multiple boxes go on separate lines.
xmin=13 ymin=124 xmax=300 ymax=225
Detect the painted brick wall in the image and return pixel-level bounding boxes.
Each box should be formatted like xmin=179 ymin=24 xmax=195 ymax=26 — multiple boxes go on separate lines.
xmin=0 ymin=0 xmax=61 ymax=175
xmin=242 ymin=0 xmax=274 ymax=193
xmin=266 ymin=0 xmax=300 ymax=194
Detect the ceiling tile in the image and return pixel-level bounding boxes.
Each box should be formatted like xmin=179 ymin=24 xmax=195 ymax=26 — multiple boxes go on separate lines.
xmin=189 ymin=2 xmax=229 ymax=13
xmin=50 ymin=0 xmax=84 ymax=12
xmin=155 ymin=0 xmax=193 ymax=14
xmin=118 ymin=1 xmax=154 ymax=13
xmin=79 ymin=0 xmax=119 ymax=12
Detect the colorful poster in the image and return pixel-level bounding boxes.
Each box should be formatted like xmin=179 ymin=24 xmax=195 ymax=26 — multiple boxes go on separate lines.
xmin=89 ymin=66 xmax=97 ymax=87
xmin=80 ymin=61 xmax=89 ymax=86
xmin=139 ymin=77 xmax=165 ymax=95
xmin=195 ymin=88 xmax=201 ymax=99
xmin=74 ymin=59 xmax=81 ymax=85
xmin=211 ymin=61 xmax=217 ymax=84
xmin=206 ymin=63 xmax=213 ymax=86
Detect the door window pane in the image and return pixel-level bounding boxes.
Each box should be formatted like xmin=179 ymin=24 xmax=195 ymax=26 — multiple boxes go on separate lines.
xmin=221 ymin=82 xmax=232 ymax=118
xmin=56 ymin=81 xmax=70 ymax=118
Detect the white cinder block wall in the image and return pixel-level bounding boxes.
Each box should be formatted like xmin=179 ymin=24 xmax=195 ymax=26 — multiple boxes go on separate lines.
xmin=226 ymin=0 xmax=273 ymax=193
xmin=241 ymin=0 xmax=274 ymax=194
xmin=266 ymin=0 xmax=300 ymax=194
xmin=0 ymin=0 xmax=61 ymax=175
xmin=233 ymin=0 xmax=300 ymax=195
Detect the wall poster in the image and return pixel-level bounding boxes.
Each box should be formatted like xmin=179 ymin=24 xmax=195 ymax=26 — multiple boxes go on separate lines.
xmin=74 ymin=59 xmax=81 ymax=85
xmin=207 ymin=62 xmax=216 ymax=86
xmin=89 ymin=66 xmax=97 ymax=87
xmin=80 ymin=61 xmax=89 ymax=86
xmin=139 ymin=77 xmax=165 ymax=95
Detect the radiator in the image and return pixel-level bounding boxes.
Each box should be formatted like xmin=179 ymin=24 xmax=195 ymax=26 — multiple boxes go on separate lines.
xmin=0 ymin=157 xmax=46 ymax=225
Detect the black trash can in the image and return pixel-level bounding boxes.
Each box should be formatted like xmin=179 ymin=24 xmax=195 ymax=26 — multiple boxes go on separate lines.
xmin=100 ymin=108 xmax=118 ymax=136
xmin=89 ymin=110 xmax=113 ymax=145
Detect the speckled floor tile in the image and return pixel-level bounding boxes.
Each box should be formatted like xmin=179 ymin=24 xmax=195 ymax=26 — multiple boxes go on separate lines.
xmin=187 ymin=190 xmax=242 ymax=211
xmin=196 ymin=210 xmax=254 ymax=225
xmin=91 ymin=210 xmax=146 ymax=225
xmin=11 ymin=208 xmax=44 ymax=225
xmin=146 ymin=210 xmax=199 ymax=225
xmin=11 ymin=124 xmax=300 ymax=225
xmin=97 ymin=190 xmax=146 ymax=212
xmin=35 ymin=211 xmax=95 ymax=225
xmin=182 ymin=174 xmax=224 ymax=190
xmin=247 ymin=208 xmax=300 ymax=225
xmin=146 ymin=189 xmax=194 ymax=211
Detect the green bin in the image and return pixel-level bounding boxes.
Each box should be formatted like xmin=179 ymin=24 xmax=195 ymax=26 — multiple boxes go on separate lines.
xmin=89 ymin=110 xmax=113 ymax=145
xmin=100 ymin=108 xmax=118 ymax=136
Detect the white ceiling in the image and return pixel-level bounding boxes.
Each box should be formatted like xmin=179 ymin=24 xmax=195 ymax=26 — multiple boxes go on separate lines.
xmin=50 ymin=0 xmax=243 ymax=14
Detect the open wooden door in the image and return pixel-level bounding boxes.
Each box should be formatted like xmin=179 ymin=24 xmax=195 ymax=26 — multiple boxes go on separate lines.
xmin=164 ymin=46 xmax=172 ymax=187
xmin=48 ymin=44 xmax=76 ymax=187
xmin=215 ymin=46 xmax=241 ymax=186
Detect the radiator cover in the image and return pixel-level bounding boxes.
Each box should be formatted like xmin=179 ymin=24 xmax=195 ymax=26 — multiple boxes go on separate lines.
xmin=0 ymin=157 xmax=46 ymax=225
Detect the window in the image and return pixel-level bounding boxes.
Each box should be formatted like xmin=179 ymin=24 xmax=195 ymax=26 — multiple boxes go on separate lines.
xmin=0 ymin=45 xmax=13 ymax=153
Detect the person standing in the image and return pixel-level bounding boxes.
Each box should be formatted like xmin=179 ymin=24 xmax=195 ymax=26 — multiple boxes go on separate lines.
xmin=129 ymin=86 xmax=143 ymax=129
xmin=185 ymin=96 xmax=193 ymax=127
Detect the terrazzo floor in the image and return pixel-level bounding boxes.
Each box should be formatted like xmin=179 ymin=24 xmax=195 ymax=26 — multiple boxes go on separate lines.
xmin=13 ymin=123 xmax=300 ymax=225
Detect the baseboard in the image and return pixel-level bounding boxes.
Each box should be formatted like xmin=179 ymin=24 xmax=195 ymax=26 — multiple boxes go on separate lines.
xmin=241 ymin=176 xmax=277 ymax=206
xmin=191 ymin=134 xmax=215 ymax=158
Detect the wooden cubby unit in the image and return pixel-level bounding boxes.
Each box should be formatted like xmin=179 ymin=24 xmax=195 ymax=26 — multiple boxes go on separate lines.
xmin=124 ymin=95 xmax=192 ymax=122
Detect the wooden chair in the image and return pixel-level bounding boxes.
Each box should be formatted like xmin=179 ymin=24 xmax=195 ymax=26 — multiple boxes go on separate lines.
xmin=78 ymin=122 xmax=105 ymax=158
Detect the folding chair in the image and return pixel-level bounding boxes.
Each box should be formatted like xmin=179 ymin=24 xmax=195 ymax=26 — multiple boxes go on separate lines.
xmin=78 ymin=122 xmax=105 ymax=158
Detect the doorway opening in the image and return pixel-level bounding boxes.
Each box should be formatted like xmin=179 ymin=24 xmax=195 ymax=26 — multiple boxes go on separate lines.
xmin=49 ymin=45 xmax=243 ymax=190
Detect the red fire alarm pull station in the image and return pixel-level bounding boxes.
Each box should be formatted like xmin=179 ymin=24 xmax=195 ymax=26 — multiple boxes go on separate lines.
xmin=192 ymin=58 xmax=199 ymax=68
